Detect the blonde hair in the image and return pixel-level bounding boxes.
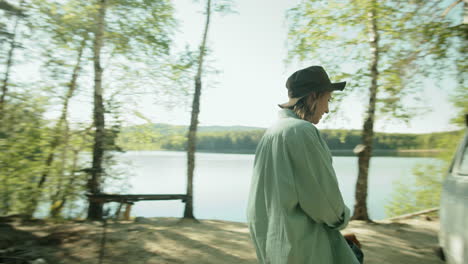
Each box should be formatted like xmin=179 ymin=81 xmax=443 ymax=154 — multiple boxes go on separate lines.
xmin=288 ymin=92 xmax=325 ymax=122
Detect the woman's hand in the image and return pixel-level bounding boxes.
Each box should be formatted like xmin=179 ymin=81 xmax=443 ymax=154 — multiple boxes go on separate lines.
xmin=343 ymin=233 xmax=361 ymax=249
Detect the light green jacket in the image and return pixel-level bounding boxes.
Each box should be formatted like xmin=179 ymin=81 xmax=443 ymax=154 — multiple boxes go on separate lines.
xmin=246 ymin=109 xmax=360 ymax=264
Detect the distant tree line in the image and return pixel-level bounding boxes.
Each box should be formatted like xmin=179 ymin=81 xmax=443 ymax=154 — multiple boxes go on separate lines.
xmin=117 ymin=125 xmax=462 ymax=153
xmin=162 ymin=130 xmax=263 ymax=153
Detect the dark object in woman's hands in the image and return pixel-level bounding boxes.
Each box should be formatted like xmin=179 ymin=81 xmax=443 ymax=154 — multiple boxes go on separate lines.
xmin=343 ymin=233 xmax=361 ymax=248
xmin=343 ymin=233 xmax=364 ymax=263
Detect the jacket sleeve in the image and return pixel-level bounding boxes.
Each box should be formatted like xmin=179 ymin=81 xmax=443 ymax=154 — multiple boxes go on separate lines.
xmin=287 ymin=124 xmax=350 ymax=230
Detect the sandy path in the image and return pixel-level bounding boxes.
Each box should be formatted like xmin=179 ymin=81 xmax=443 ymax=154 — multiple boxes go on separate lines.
xmin=3 ymin=216 xmax=443 ymax=264
xmin=345 ymin=218 xmax=443 ymax=264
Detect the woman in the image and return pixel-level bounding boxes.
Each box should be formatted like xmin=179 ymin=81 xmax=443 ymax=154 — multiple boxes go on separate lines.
xmin=246 ymin=66 xmax=363 ymax=264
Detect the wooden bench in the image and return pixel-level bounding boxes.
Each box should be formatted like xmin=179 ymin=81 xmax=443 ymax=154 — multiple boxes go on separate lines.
xmin=86 ymin=194 xmax=188 ymax=220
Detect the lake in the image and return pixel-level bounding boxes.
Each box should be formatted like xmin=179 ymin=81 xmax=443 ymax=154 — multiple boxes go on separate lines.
xmin=95 ymin=150 xmax=438 ymax=223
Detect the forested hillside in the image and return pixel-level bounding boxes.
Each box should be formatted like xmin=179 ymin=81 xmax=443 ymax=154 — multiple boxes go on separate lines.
xmin=117 ymin=123 xmax=463 ymax=154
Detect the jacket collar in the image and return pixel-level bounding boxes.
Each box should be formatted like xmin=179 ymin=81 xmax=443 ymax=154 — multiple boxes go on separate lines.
xmin=278 ymin=108 xmax=300 ymax=119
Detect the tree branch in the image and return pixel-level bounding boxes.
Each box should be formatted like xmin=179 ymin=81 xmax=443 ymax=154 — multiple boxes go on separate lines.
xmin=441 ymin=0 xmax=463 ymax=18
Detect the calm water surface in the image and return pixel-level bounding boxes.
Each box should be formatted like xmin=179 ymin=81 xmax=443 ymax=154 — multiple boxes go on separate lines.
xmin=109 ymin=151 xmax=436 ymax=222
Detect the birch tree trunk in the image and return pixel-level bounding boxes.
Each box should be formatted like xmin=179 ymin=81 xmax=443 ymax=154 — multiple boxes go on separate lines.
xmin=48 ymin=118 xmax=70 ymax=218
xmin=0 ymin=0 xmax=24 ymax=119
xmin=87 ymin=0 xmax=107 ymax=220
xmin=38 ymin=36 xmax=87 ymax=189
xmin=184 ymin=0 xmax=212 ymax=220
xmin=50 ymin=124 xmax=93 ymax=217
xmin=352 ymin=0 xmax=380 ymax=221
xmin=23 ymin=36 xmax=87 ymax=218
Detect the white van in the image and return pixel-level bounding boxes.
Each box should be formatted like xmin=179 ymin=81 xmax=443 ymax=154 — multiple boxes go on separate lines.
xmin=439 ymin=115 xmax=468 ymax=264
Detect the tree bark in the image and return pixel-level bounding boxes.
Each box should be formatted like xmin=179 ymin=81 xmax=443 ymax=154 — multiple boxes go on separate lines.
xmin=49 ymin=148 xmax=76 ymax=218
xmin=352 ymin=0 xmax=380 ymax=222
xmin=48 ymin=118 xmax=70 ymax=218
xmin=0 ymin=0 xmax=24 ymax=119
xmin=184 ymin=0 xmax=212 ymax=220
xmin=50 ymin=125 xmax=93 ymax=218
xmin=87 ymin=0 xmax=107 ymax=221
xmin=37 ymin=37 xmax=87 ymax=189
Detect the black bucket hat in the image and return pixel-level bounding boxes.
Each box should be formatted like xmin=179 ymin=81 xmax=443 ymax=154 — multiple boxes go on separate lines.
xmin=278 ymin=65 xmax=346 ymax=108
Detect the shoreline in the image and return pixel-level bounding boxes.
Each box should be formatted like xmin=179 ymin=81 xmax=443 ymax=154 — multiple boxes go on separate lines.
xmin=114 ymin=148 xmax=444 ymax=157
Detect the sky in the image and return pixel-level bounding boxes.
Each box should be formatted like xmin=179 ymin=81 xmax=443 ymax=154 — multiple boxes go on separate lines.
xmin=58 ymin=0 xmax=463 ymax=134
xmin=134 ymin=0 xmax=459 ymax=134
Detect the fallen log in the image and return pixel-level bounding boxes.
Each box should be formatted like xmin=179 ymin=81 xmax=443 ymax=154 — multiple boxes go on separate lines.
xmin=386 ymin=207 xmax=439 ymax=221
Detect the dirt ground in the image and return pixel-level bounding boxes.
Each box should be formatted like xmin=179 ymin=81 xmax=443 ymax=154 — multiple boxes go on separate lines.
xmin=1 ymin=215 xmax=444 ymax=264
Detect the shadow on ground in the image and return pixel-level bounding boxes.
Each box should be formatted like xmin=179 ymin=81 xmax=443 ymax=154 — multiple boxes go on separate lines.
xmin=347 ymin=219 xmax=444 ymax=264
xmin=2 ymin=216 xmax=444 ymax=264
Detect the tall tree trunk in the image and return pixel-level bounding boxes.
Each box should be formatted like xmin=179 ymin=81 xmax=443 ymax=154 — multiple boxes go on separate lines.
xmin=352 ymin=0 xmax=379 ymax=221
xmin=50 ymin=125 xmax=93 ymax=218
xmin=49 ymin=118 xmax=70 ymax=218
xmin=50 ymin=155 xmax=76 ymax=218
xmin=0 ymin=0 xmax=24 ymax=119
xmin=39 ymin=36 xmax=87 ymax=188
xmin=24 ymin=37 xmax=88 ymax=218
xmin=49 ymin=146 xmax=77 ymax=218
xmin=184 ymin=0 xmax=212 ymax=220
xmin=87 ymin=0 xmax=107 ymax=221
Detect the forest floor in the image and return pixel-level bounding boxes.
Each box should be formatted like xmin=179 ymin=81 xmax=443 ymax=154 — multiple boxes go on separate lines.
xmin=1 ymin=215 xmax=444 ymax=264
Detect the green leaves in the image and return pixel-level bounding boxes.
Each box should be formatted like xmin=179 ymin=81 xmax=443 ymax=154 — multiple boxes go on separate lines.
xmin=104 ymin=0 xmax=176 ymax=58
xmin=0 ymin=0 xmax=183 ymax=218
xmin=385 ymin=129 xmax=464 ymax=217
xmin=0 ymin=96 xmax=49 ymax=214
xmin=286 ymin=0 xmax=466 ymax=122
